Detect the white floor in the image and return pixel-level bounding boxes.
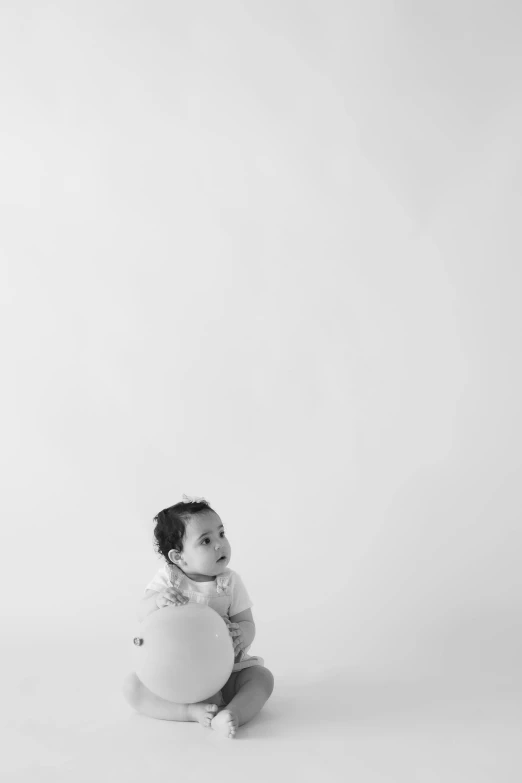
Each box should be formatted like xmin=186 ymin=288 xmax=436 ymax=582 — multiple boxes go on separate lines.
xmin=5 ymin=633 xmax=521 ymax=783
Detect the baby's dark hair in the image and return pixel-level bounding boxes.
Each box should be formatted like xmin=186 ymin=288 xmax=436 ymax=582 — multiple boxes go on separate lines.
xmin=153 ymin=498 xmax=215 ymax=564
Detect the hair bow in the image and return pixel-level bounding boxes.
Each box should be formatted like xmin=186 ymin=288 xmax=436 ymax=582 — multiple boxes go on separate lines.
xmin=181 ymin=494 xmax=209 ymax=505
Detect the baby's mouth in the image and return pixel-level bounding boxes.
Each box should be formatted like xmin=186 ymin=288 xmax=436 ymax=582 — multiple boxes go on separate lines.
xmin=217 ymin=555 xmax=227 ymax=562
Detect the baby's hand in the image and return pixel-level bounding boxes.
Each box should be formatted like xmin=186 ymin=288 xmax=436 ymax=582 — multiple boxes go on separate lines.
xmin=223 ymin=618 xmax=243 ymax=654
xmin=155 ymin=587 xmax=189 ymax=609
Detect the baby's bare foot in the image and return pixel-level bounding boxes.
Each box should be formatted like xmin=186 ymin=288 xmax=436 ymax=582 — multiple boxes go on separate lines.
xmin=187 ymin=702 xmax=220 ymax=728
xmin=210 ymin=709 xmax=239 ymax=738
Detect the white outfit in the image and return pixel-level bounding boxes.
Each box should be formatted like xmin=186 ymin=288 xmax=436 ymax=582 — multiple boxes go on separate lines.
xmin=145 ymin=561 xmax=265 ymax=674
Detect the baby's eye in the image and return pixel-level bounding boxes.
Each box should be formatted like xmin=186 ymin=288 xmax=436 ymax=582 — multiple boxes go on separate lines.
xmin=202 ymin=531 xmax=226 ymax=545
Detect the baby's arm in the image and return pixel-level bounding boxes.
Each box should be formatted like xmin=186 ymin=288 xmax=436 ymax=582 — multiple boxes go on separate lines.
xmin=228 ymin=608 xmax=256 ymax=650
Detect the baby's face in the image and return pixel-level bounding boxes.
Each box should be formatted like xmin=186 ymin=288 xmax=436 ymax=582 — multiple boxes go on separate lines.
xmin=169 ymin=510 xmax=231 ymax=581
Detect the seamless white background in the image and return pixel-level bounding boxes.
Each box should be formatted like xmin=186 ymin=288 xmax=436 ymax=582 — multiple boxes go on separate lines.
xmin=1 ymin=2 xmax=521 ymax=780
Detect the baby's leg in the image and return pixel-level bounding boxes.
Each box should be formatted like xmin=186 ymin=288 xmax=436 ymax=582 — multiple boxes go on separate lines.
xmin=211 ymin=666 xmax=274 ymax=738
xmin=122 ymin=673 xmax=220 ymax=727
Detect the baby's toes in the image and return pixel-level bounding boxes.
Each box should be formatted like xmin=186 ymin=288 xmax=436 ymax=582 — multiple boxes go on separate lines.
xmin=205 ymin=704 xmax=219 ymax=726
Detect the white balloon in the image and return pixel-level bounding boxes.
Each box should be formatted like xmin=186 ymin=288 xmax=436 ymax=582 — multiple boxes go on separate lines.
xmin=133 ymin=603 xmax=234 ymax=703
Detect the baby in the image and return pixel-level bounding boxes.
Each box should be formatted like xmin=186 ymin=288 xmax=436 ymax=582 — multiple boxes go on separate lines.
xmin=123 ymin=495 xmax=274 ymax=738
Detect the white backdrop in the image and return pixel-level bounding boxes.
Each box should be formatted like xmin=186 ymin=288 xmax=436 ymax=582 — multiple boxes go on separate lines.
xmin=1 ymin=1 xmax=521 ymax=693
